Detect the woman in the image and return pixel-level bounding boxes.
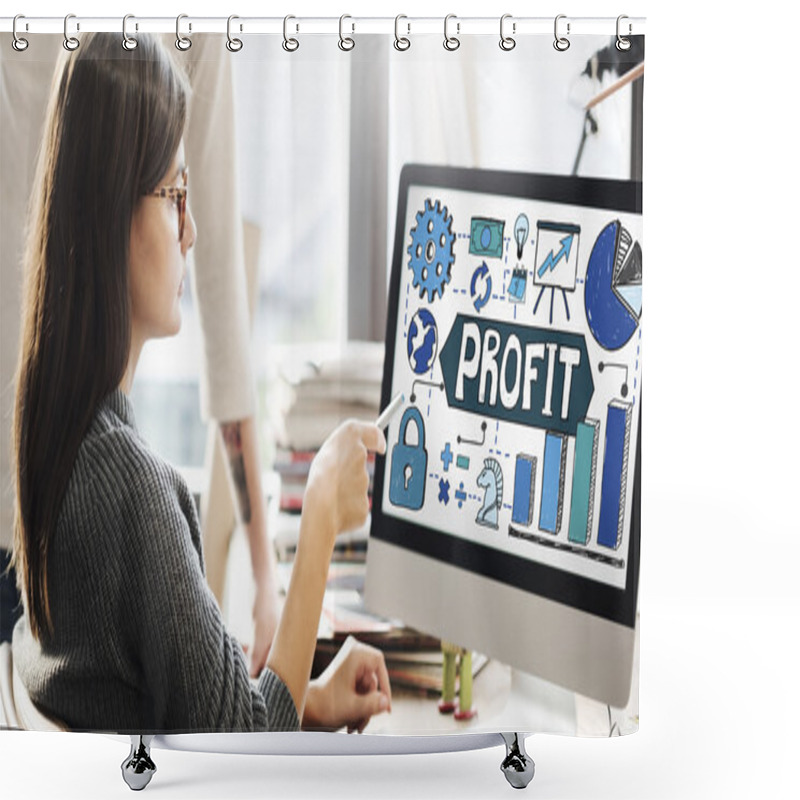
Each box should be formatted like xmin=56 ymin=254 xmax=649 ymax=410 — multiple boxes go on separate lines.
xmin=11 ymin=32 xmax=391 ymax=734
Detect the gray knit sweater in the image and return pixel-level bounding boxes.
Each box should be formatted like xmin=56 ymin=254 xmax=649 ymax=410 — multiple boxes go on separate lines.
xmin=12 ymin=389 xmax=300 ymax=734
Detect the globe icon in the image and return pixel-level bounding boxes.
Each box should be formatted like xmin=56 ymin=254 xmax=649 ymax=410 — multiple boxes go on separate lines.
xmin=407 ymin=309 xmax=438 ymax=375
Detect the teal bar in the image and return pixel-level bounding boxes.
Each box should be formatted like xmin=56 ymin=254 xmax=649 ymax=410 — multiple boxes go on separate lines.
xmin=568 ymin=420 xmax=599 ymax=545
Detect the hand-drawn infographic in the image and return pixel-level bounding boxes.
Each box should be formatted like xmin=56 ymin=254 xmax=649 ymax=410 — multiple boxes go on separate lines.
xmin=511 ymin=453 xmax=537 ymax=527
xmin=470 ymin=217 xmax=504 ymax=259
xmin=407 ymin=309 xmax=438 ymax=375
xmin=470 ymin=262 xmax=492 ymax=312
xmin=384 ymin=181 xmax=642 ymax=592
xmin=584 ymin=220 xmax=641 ymax=350
xmin=389 ymin=407 xmax=428 ymax=511
xmin=533 ymin=222 xmax=581 ymax=325
xmin=508 ymin=213 xmax=530 ymax=304
xmin=407 ymin=199 xmax=455 ymax=302
xmin=475 ymin=458 xmax=503 ymax=530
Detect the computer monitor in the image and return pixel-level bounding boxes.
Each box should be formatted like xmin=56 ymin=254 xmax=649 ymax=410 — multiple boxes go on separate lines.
xmin=365 ymin=164 xmax=641 ymax=708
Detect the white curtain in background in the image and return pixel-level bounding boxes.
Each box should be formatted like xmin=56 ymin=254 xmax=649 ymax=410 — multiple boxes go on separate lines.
xmin=231 ymin=36 xmax=634 ymax=354
xmin=386 ymin=36 xmax=633 ymax=265
xmin=232 ymin=38 xmax=351 ymax=356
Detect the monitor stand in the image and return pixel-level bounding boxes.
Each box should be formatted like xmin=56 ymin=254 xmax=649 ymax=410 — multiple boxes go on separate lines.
xmin=486 ymin=667 xmax=578 ymax=734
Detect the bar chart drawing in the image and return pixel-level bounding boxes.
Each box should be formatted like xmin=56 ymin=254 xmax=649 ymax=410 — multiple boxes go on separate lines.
xmin=568 ymin=419 xmax=600 ymax=546
xmin=539 ymin=432 xmax=568 ymax=534
xmin=512 ymin=454 xmax=537 ymax=527
xmin=597 ymin=401 xmax=633 ymax=550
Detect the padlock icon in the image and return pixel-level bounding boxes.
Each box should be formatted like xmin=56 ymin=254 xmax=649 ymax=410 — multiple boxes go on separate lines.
xmin=389 ymin=407 xmax=427 ymax=511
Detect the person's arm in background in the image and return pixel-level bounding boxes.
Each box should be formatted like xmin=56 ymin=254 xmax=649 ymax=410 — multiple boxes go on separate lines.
xmin=219 ymin=417 xmax=281 ymax=675
xmin=179 ymin=35 xmax=281 ymax=674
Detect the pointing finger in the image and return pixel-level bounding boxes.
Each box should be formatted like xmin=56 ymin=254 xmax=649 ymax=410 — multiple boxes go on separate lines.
xmin=351 ymin=421 xmax=387 ymax=455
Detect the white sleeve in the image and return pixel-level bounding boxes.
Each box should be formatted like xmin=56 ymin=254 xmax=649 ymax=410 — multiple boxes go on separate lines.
xmin=181 ymin=34 xmax=255 ymax=423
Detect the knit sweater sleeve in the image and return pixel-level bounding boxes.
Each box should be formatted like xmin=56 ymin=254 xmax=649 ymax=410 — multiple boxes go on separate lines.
xmin=108 ymin=431 xmax=299 ymax=733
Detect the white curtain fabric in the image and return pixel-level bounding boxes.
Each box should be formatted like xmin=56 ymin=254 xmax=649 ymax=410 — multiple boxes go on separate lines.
xmin=232 ymin=38 xmax=351 ymax=364
xmin=385 ymin=36 xmax=633 ymax=266
xmin=231 ymin=34 xmax=634 ymax=355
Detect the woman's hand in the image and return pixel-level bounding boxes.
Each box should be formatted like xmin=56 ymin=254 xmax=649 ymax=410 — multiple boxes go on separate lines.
xmin=304 ymin=421 xmax=386 ymax=549
xmin=302 ymin=636 xmax=392 ymax=733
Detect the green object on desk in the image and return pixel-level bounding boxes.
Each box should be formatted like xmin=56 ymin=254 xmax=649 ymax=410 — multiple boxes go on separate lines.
xmin=441 ymin=649 xmax=457 ymax=705
xmin=459 ymin=651 xmax=473 ymax=712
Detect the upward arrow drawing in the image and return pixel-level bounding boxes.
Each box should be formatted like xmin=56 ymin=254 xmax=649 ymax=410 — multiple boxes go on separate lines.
xmin=537 ymin=234 xmax=574 ymax=277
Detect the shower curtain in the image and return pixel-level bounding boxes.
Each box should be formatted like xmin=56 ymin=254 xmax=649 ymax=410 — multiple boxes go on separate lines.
xmin=0 ymin=11 xmax=643 ymax=767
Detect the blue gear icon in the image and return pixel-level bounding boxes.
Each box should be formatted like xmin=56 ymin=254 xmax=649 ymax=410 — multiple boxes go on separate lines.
xmin=407 ymin=199 xmax=455 ymax=302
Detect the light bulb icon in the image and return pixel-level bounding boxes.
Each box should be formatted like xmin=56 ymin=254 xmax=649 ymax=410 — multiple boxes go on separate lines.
xmin=514 ymin=213 xmax=530 ymax=261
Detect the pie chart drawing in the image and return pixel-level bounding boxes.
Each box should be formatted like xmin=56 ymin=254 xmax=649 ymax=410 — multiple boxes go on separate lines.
xmin=584 ymin=220 xmax=642 ymax=351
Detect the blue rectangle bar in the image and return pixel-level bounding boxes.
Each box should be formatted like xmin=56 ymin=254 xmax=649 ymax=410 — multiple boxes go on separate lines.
xmin=512 ymin=454 xmax=537 ymax=526
xmin=539 ymin=432 xmax=567 ymax=534
xmin=598 ymin=402 xmax=632 ymax=549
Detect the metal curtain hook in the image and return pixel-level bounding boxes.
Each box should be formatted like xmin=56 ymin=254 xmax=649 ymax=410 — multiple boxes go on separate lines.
xmin=444 ymin=14 xmax=460 ymax=51
xmin=499 ymin=14 xmax=515 ymax=51
xmin=553 ymin=14 xmax=570 ymax=51
xmin=616 ymin=15 xmax=631 ymax=51
xmin=12 ymin=14 xmax=29 ymax=51
xmin=122 ymin=14 xmax=138 ymax=50
xmin=394 ymin=14 xmax=410 ymax=51
xmin=63 ymin=14 xmax=79 ymax=51
xmin=283 ymin=15 xmax=299 ymax=52
xmin=226 ymin=15 xmax=242 ymax=52
xmin=176 ymin=14 xmax=192 ymax=50
xmin=338 ymin=14 xmax=354 ymax=51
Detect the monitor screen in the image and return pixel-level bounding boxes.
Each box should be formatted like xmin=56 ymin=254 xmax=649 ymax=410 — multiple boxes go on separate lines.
xmin=366 ymin=164 xmax=641 ymax=708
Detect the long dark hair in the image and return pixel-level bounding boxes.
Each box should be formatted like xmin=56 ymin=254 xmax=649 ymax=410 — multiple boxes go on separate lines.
xmin=12 ymin=33 xmax=189 ymax=640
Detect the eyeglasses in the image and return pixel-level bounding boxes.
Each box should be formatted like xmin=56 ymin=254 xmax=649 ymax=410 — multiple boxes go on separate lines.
xmin=146 ymin=167 xmax=188 ymax=240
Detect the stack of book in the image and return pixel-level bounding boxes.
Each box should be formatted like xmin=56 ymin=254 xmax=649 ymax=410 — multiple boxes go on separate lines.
xmin=269 ymin=341 xmax=384 ymax=515
xmin=313 ymin=588 xmax=488 ymax=694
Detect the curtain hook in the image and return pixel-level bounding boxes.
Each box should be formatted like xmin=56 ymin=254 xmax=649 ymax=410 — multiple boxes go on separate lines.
xmin=616 ymin=15 xmax=631 ymax=51
xmin=499 ymin=14 xmax=516 ymax=51
xmin=553 ymin=14 xmax=570 ymax=51
xmin=394 ymin=14 xmax=411 ymax=51
xmin=12 ymin=14 xmax=29 ymax=52
xmin=226 ymin=15 xmax=242 ymax=52
xmin=338 ymin=14 xmax=355 ymax=51
xmin=444 ymin=14 xmax=460 ymax=51
xmin=122 ymin=14 xmax=138 ymax=51
xmin=176 ymin=14 xmax=192 ymax=51
xmin=63 ymin=14 xmax=79 ymax=51
xmin=283 ymin=15 xmax=299 ymax=52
